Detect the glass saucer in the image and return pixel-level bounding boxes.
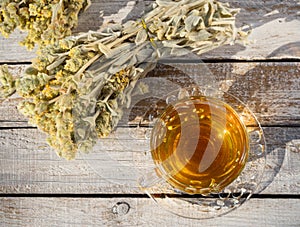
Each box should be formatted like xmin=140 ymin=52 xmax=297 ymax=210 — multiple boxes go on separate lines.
xmin=136 ymin=86 xmax=266 ymax=219
xmin=78 ymin=62 xmax=267 ymax=219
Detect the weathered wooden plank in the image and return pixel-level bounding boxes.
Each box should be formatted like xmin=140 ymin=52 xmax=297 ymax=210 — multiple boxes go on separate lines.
xmin=0 ymin=0 xmax=300 ymax=62
xmin=1 ymin=62 xmax=299 ymax=127
xmin=1 ymin=197 xmax=299 ymax=226
xmin=0 ymin=127 xmax=299 ymax=194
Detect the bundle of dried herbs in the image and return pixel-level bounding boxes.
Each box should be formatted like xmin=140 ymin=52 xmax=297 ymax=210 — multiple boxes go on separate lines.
xmin=0 ymin=0 xmax=91 ymax=49
xmin=1 ymin=0 xmax=248 ymax=159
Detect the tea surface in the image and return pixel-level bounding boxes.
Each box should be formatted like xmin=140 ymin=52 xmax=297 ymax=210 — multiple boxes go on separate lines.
xmin=151 ymin=96 xmax=249 ymax=194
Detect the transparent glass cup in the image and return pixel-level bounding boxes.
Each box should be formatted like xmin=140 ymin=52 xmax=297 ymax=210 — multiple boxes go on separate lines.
xmin=138 ymin=86 xmax=266 ymax=219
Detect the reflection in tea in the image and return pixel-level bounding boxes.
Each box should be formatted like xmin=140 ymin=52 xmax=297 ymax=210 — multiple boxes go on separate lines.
xmin=150 ymin=96 xmax=249 ymax=194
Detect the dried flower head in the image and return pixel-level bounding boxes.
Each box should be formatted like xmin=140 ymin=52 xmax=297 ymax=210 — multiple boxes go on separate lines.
xmin=0 ymin=65 xmax=16 ymax=99
xmin=0 ymin=0 xmax=91 ymax=49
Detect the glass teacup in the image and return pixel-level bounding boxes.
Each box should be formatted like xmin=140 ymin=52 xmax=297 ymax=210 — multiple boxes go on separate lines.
xmin=139 ymin=86 xmax=266 ymax=219
xmin=150 ymin=94 xmax=249 ymax=195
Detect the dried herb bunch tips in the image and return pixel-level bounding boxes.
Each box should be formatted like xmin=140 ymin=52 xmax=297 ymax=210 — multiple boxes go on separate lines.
xmin=12 ymin=0 xmax=247 ymax=159
xmin=0 ymin=0 xmax=91 ymax=49
xmin=144 ymin=0 xmax=247 ymax=56
xmin=0 ymin=65 xmax=16 ymax=99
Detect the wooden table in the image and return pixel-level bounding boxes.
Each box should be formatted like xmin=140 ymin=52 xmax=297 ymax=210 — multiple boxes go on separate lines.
xmin=1 ymin=0 xmax=300 ymax=226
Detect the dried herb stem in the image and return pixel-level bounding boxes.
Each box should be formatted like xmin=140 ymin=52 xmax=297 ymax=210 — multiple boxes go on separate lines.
xmin=73 ymin=53 xmax=102 ymax=81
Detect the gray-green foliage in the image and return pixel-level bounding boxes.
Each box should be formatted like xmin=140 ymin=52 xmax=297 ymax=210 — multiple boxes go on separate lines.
xmin=1 ymin=0 xmax=247 ymax=159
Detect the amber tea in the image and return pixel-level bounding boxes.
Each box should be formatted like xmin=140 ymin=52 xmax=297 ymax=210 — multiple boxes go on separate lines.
xmin=150 ymin=96 xmax=249 ymax=194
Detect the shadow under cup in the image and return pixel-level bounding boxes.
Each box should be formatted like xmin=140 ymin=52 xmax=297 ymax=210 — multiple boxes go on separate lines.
xmin=150 ymin=95 xmax=249 ymax=195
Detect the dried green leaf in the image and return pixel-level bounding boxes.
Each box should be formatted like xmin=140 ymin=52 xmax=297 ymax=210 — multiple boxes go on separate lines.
xmin=188 ymin=30 xmax=211 ymax=42
xmin=98 ymin=42 xmax=112 ymax=57
xmin=135 ymin=29 xmax=148 ymax=45
xmin=185 ymin=10 xmax=201 ymax=32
